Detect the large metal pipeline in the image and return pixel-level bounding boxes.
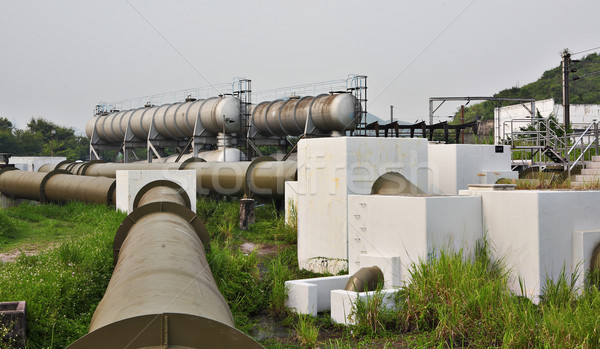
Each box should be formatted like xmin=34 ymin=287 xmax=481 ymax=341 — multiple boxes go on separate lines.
xmin=85 ymin=95 xmax=241 ymax=143
xmin=40 ymin=158 xmax=297 ymax=198
xmin=251 ymin=93 xmax=360 ymax=137
xmin=0 ymin=168 xmax=116 ymax=204
xmin=67 ymin=182 xmax=262 ymax=348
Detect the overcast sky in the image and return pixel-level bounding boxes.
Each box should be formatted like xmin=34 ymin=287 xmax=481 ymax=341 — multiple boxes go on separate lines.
xmin=1 ymin=0 xmax=599 ymax=133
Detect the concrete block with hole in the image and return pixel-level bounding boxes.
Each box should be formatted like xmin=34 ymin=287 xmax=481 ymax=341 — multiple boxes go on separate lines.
xmin=347 ymin=194 xmax=483 ymax=283
xmin=116 ymin=170 xmax=196 ymax=214
xmin=285 ymin=275 xmax=350 ymax=316
xmin=296 ymin=137 xmax=429 ymax=275
xmin=330 ymin=288 xmax=399 ymax=325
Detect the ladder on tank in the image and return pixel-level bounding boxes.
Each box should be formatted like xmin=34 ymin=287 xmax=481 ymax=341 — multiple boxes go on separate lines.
xmin=346 ymin=75 xmax=368 ymax=136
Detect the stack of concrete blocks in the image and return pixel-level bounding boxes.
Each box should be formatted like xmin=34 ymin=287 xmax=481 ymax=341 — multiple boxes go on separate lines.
xmin=115 ymin=170 xmax=196 ymax=214
xmin=10 ymin=156 xmax=66 ymax=172
xmin=294 ymin=137 xmax=430 ymax=275
xmin=285 ymin=137 xmax=589 ymax=325
xmin=461 ymin=188 xmax=600 ymax=302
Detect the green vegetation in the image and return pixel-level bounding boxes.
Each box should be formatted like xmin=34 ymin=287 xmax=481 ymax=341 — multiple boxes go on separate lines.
xmin=454 ymin=52 xmax=600 ymax=123
xmin=3 ymin=199 xmax=600 ymax=348
xmin=0 ymin=202 xmax=125 ymax=348
xmin=0 ymin=117 xmax=88 ymax=161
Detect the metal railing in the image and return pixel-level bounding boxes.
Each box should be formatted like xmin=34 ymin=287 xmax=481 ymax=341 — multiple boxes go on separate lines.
xmin=502 ymin=117 xmax=600 ymax=173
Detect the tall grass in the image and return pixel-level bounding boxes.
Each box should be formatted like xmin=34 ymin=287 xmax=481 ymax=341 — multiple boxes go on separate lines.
xmin=0 ymin=202 xmax=125 ymax=349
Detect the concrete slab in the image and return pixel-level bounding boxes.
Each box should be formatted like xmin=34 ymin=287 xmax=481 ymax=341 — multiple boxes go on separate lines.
xmin=330 ymin=288 xmax=399 ymax=325
xmin=285 ymin=275 xmax=350 ymax=316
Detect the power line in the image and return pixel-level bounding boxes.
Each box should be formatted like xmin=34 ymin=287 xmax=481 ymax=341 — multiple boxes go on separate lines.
xmin=572 ymin=70 xmax=600 ymax=81
xmin=571 ymin=46 xmax=600 ymax=56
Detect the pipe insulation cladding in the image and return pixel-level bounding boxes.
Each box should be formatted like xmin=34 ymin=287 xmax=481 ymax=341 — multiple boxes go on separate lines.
xmin=67 ymin=182 xmax=263 ymax=348
xmin=251 ymin=93 xmax=360 ymax=137
xmin=85 ymin=95 xmax=241 ymax=143
xmin=0 ymin=168 xmax=116 ymax=205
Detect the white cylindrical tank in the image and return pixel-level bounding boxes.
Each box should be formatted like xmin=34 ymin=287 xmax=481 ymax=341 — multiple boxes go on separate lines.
xmin=251 ymin=93 xmax=359 ymax=137
xmin=86 ymin=95 xmax=241 ymax=142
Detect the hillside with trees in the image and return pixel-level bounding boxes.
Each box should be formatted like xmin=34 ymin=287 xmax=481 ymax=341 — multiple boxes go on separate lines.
xmin=453 ymin=52 xmax=600 ymax=123
xmin=0 ymin=118 xmax=88 ymax=161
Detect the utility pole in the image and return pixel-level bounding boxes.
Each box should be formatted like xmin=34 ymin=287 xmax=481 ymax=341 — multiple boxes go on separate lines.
xmin=390 ymin=105 xmax=394 ymax=123
xmin=562 ymin=50 xmax=571 ymax=131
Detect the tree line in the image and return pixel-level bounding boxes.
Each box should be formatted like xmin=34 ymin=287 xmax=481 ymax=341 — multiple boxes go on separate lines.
xmin=0 ymin=117 xmax=88 ymax=161
xmin=453 ymin=52 xmax=600 ymax=123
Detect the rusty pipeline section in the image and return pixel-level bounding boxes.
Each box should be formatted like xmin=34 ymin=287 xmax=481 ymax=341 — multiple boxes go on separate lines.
xmin=0 ymin=167 xmax=116 ymax=205
xmin=39 ymin=157 xmax=297 ymax=199
xmin=67 ymin=181 xmax=263 ymax=348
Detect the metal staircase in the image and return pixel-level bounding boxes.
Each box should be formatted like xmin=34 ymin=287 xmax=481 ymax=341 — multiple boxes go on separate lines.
xmin=503 ymin=117 xmax=600 ymax=175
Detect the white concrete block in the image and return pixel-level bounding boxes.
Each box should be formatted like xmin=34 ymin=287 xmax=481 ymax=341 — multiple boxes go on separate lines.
xmin=480 ymin=191 xmax=600 ymax=301
xmin=297 ymin=137 xmax=429 ymax=274
xmin=285 ymin=275 xmax=350 ymax=316
xmin=284 ymin=181 xmax=298 ymax=225
xmin=572 ymin=230 xmax=600 ymax=290
xmin=330 ymin=288 xmax=399 ymax=325
xmin=10 ymin=156 xmax=66 ymax=172
xmin=358 ymin=254 xmax=402 ymax=288
xmin=347 ymin=195 xmax=483 ymax=283
xmin=116 ymin=170 xmax=196 ymax=214
xmin=285 ymin=281 xmax=317 ymax=316
xmin=427 ymin=144 xmax=516 ymax=194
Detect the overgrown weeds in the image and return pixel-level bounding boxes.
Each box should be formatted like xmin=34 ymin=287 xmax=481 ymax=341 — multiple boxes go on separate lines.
xmin=294 ymin=314 xmax=319 ymax=348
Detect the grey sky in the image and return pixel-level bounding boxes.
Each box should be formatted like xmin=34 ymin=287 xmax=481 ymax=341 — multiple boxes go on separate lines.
xmin=1 ymin=0 xmax=599 ymax=133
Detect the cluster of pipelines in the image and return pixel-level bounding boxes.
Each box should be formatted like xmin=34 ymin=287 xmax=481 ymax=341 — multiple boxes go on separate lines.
xmin=39 ymin=157 xmax=297 ymax=198
xmin=0 ymin=167 xmax=116 ymax=205
xmin=251 ymin=93 xmax=360 ymax=137
xmin=67 ymin=181 xmax=263 ymax=348
xmin=86 ymin=95 xmax=241 ymax=143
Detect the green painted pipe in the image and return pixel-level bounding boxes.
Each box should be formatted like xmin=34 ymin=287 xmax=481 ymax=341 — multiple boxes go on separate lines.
xmin=344 ymin=266 xmax=384 ymax=293
xmin=0 ymin=168 xmax=116 ymax=205
xmin=67 ymin=183 xmax=262 ymax=348
xmin=60 ymin=158 xmax=298 ymax=198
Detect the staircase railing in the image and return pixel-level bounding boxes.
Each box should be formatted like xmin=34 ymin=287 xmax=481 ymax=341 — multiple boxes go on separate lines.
xmin=502 ymin=117 xmax=600 ymax=172
xmin=566 ymin=120 xmax=599 ymax=172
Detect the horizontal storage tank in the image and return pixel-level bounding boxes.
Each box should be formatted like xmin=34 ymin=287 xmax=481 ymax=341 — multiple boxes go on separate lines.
xmin=251 ymin=93 xmax=360 ymax=137
xmin=86 ymin=95 xmax=241 ymax=143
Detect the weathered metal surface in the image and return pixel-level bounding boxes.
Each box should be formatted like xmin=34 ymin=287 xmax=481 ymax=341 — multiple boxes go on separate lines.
xmin=252 ymin=93 xmax=360 ymax=137
xmin=0 ymin=168 xmax=116 ymax=205
xmin=133 ymin=181 xmax=191 ymax=210
xmin=86 ymin=95 xmax=241 ymax=142
xmin=67 ymin=182 xmax=262 ymax=348
xmin=344 ymin=266 xmax=384 ymax=292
